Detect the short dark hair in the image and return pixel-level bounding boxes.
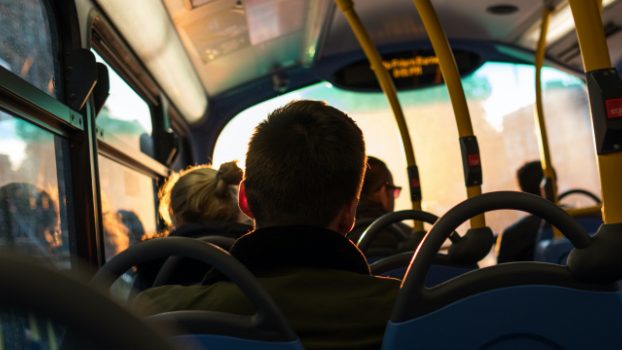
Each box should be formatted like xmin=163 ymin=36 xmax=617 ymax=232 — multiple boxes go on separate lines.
xmin=245 ymin=100 xmax=366 ymax=227
xmin=517 ymin=161 xmax=545 ymax=196
xmin=361 ymin=156 xmax=392 ymax=197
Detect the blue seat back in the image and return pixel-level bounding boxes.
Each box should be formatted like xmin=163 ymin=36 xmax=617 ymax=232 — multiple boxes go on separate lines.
xmin=537 ymin=215 xmax=602 ymax=241
xmin=534 ymin=239 xmax=573 ymax=264
xmin=173 ymin=335 xmax=305 ymax=350
xmin=382 ymin=285 xmax=622 ymax=349
xmin=373 ymin=252 xmax=476 ymax=286
xmin=424 ymin=264 xmax=474 ymax=286
xmin=535 ymin=215 xmax=601 ymax=264
xmin=379 ymin=265 xmax=475 ymax=287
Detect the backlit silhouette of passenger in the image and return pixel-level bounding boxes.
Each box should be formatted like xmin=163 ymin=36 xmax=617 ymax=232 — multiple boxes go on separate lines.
xmin=117 ymin=209 xmax=145 ymax=246
xmin=496 ymin=161 xmax=554 ymax=262
xmin=0 ymin=182 xmax=61 ymax=258
xmin=348 ymin=156 xmax=410 ymax=257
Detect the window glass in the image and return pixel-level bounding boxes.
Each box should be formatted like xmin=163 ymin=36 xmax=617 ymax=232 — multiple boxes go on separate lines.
xmin=0 ymin=0 xmax=58 ymax=96
xmin=92 ymin=50 xmax=154 ymax=157
xmin=0 ymin=110 xmax=70 ymax=268
xmin=97 ymin=155 xmax=157 ymax=261
xmin=213 ymin=62 xmax=598 ymax=238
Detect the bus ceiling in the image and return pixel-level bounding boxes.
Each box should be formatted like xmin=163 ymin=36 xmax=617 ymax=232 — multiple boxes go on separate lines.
xmin=88 ymin=0 xmax=622 ymax=121
xmin=92 ymin=0 xmax=207 ymax=122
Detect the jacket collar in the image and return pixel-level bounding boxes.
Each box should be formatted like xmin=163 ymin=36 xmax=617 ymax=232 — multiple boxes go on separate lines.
xmin=170 ymin=221 xmax=252 ymax=239
xmin=229 ymin=225 xmax=371 ymax=275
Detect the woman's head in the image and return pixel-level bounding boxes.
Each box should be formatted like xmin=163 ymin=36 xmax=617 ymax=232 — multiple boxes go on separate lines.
xmin=159 ymin=161 xmax=244 ymax=228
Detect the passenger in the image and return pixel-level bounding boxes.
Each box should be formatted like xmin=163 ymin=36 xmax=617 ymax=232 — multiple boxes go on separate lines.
xmin=158 ymin=161 xmax=251 ymax=239
xmin=135 ymin=100 xmax=400 ymax=350
xmin=0 ymin=182 xmax=61 ymax=258
xmin=102 ymin=209 xmax=130 ymax=261
xmin=496 ymin=160 xmax=553 ymax=262
xmin=117 ymin=209 xmax=145 ymax=246
xmin=137 ymin=161 xmax=251 ymax=286
xmin=347 ymin=156 xmax=412 ymax=257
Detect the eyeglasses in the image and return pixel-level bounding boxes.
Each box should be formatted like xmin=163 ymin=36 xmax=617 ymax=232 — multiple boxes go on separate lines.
xmin=385 ymin=184 xmax=402 ymax=199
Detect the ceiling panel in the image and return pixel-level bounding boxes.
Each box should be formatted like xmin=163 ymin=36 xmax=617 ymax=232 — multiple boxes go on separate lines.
xmin=165 ymin=0 xmax=311 ymax=95
xmin=322 ymin=0 xmax=543 ymax=56
xmin=163 ymin=0 xmax=622 ymax=98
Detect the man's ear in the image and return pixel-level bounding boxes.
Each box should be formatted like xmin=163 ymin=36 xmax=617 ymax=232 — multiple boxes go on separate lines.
xmin=238 ymin=180 xmax=254 ymax=219
xmin=337 ymin=197 xmax=359 ymax=235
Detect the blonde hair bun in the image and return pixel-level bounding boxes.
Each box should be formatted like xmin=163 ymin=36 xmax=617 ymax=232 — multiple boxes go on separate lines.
xmin=218 ymin=161 xmax=243 ymax=186
xmin=158 ymin=161 xmax=244 ymax=229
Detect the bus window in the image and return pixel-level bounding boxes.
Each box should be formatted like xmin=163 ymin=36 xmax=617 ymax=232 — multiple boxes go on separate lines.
xmin=0 ymin=110 xmax=70 ymax=268
xmin=92 ymin=51 xmax=154 ymax=157
xmin=213 ymin=62 xmax=598 ymax=235
xmin=0 ymin=0 xmax=58 ymax=97
xmin=97 ymin=156 xmax=157 ymax=261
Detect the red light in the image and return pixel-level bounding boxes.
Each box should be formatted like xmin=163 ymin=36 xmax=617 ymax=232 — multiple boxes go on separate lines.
xmin=410 ymin=178 xmax=420 ymax=188
xmin=467 ymin=154 xmax=480 ymax=167
xmin=606 ymin=98 xmax=622 ymax=119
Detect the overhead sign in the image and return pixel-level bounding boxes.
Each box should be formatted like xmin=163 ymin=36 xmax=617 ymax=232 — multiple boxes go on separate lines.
xmin=382 ymin=56 xmax=440 ymax=79
xmin=331 ymin=49 xmax=482 ymax=92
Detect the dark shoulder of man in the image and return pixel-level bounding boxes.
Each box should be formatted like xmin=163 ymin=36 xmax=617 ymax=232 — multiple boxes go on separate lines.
xmin=133 ymin=282 xmax=254 ymax=316
xmin=134 ymin=269 xmax=399 ymax=350
xmin=134 ymin=268 xmax=400 ymax=316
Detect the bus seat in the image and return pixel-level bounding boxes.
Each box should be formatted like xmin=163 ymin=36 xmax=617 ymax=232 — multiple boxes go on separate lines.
xmin=382 ymin=282 xmax=622 ymax=349
xmin=93 ymin=237 xmax=304 ymax=350
xmin=148 ymin=310 xmax=304 ymax=350
xmin=370 ymin=252 xmax=476 ymax=286
xmin=534 ymin=239 xmax=573 ymax=264
xmin=151 ymin=235 xmax=237 ymax=287
xmin=537 ymin=215 xmax=602 ymax=241
xmin=0 ymin=252 xmax=175 ymax=350
xmin=535 ymin=215 xmax=602 ymax=264
xmin=384 ymin=192 xmax=622 ymax=350
xmin=173 ymin=335 xmax=304 ymax=349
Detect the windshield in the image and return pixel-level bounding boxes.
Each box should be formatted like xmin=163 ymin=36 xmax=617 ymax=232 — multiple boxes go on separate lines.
xmin=213 ymin=62 xmax=599 ymax=236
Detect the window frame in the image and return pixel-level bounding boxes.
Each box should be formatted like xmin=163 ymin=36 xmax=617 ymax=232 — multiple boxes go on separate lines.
xmin=0 ymin=0 xmax=93 ymax=267
xmin=88 ymin=9 xmax=171 ymax=178
xmin=87 ymin=7 xmax=192 ymax=259
xmin=0 ymin=0 xmax=196 ymax=268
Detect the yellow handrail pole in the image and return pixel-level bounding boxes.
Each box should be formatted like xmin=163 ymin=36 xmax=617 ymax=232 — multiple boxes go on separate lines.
xmin=566 ymin=205 xmax=603 ymax=218
xmin=412 ymin=0 xmax=485 ymax=228
xmin=568 ymin=0 xmax=622 ymax=224
xmin=534 ymin=5 xmax=565 ymax=240
xmin=534 ymin=6 xmax=558 ymax=203
xmin=335 ymin=0 xmax=424 ymax=231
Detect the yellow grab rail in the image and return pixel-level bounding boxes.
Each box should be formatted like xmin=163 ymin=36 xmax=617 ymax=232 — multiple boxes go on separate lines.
xmin=568 ymin=0 xmax=622 ymax=224
xmin=566 ymin=205 xmax=603 ymax=218
xmin=534 ymin=5 xmax=558 ymax=202
xmin=412 ymin=0 xmax=485 ymax=228
xmin=534 ymin=5 xmax=565 ymax=240
xmin=335 ymin=0 xmax=424 ymax=231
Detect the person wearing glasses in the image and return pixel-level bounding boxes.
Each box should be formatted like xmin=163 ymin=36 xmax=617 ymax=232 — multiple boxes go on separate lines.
xmin=347 ymin=156 xmax=410 ymax=257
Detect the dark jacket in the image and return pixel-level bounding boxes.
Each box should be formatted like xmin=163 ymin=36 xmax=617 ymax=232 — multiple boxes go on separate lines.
xmin=134 ymin=221 xmax=251 ymax=288
xmin=496 ymin=215 xmax=542 ymax=263
xmin=135 ymin=226 xmax=400 ymax=350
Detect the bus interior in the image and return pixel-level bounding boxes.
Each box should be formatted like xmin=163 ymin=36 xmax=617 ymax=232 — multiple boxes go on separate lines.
xmin=1 ymin=0 xmax=622 ymax=348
